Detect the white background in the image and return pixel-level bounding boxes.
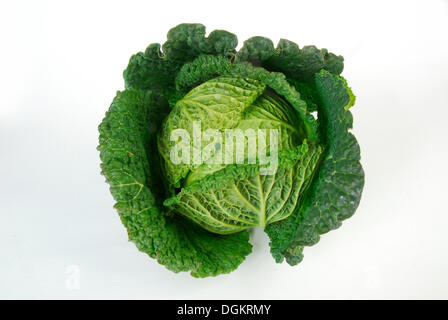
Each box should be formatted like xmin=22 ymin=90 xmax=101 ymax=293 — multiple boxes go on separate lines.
xmin=1 ymin=0 xmax=447 ymax=299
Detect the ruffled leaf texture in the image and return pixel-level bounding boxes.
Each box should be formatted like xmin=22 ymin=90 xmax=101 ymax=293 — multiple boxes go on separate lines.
xmin=265 ymin=70 xmax=364 ymax=265
xmin=165 ymin=143 xmax=323 ymax=234
xmin=98 ymin=90 xmax=252 ymax=277
xmin=157 ymin=76 xmax=266 ymax=188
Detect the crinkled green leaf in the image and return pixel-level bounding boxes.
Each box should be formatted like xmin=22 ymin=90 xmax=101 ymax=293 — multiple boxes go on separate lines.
xmin=157 ymin=76 xmax=266 ymax=188
xmin=124 ymin=24 xmax=238 ymax=107
xmin=184 ymin=89 xmax=305 ymax=185
xmin=174 ymin=55 xmax=319 ymax=143
xmin=228 ymin=62 xmax=319 ymax=143
xmin=98 ymin=89 xmax=252 ymax=277
xmin=286 ymin=78 xmax=321 ymax=113
xmin=237 ymin=37 xmax=344 ymax=81
xmin=265 ymin=70 xmax=364 ymax=264
xmin=175 ymin=54 xmax=231 ymax=92
xmin=165 ymin=143 xmax=322 ymax=234
xmin=238 ymin=90 xmax=304 ymax=148
xmin=237 ymin=36 xmax=276 ymax=63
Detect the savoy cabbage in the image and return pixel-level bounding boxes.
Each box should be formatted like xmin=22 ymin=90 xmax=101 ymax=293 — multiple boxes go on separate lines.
xmin=98 ymin=23 xmax=364 ymax=277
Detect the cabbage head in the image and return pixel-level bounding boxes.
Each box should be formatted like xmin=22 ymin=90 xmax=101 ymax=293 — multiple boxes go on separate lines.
xmin=98 ymin=23 xmax=364 ymax=277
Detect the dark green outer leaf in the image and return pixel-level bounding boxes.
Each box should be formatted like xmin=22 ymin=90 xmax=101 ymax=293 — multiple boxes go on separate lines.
xmin=265 ymin=70 xmax=364 ymax=265
xmin=286 ymin=78 xmax=320 ymax=113
xmin=237 ymin=37 xmax=344 ymax=81
xmin=98 ymin=89 xmax=252 ymax=277
xmin=123 ymin=24 xmax=238 ymax=107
